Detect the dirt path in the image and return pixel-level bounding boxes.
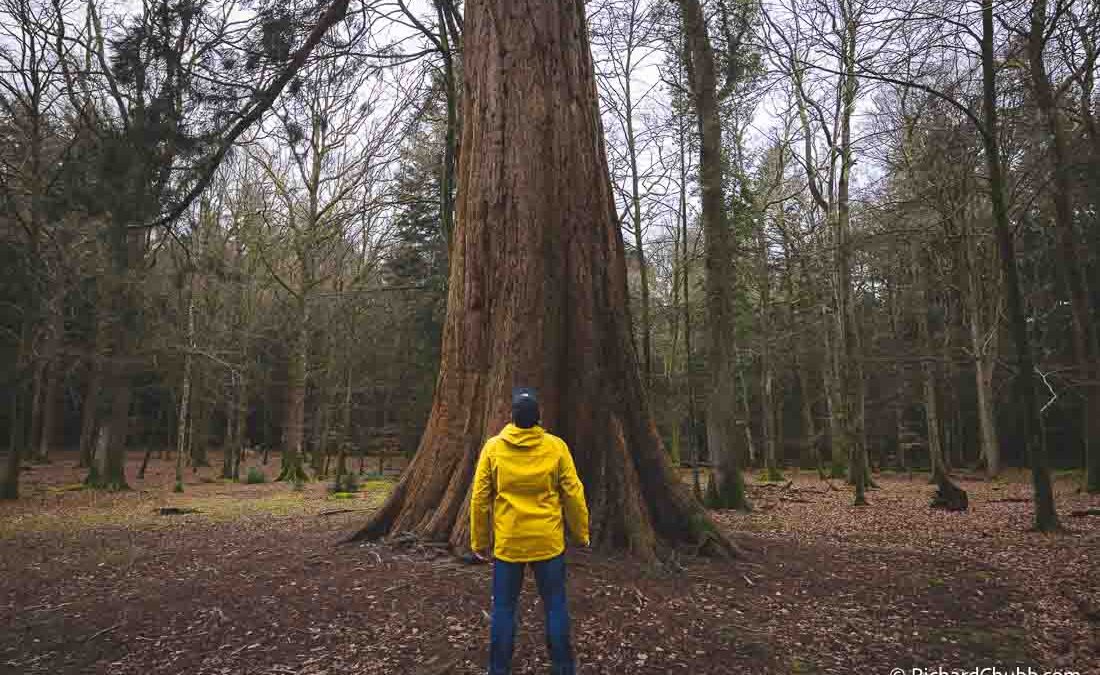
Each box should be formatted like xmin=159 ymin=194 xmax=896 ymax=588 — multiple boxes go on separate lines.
xmin=1 ymin=454 xmax=1097 ymax=674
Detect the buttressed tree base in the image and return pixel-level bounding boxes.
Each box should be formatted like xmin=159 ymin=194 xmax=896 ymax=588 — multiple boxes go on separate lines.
xmin=351 ymin=0 xmax=732 ymax=559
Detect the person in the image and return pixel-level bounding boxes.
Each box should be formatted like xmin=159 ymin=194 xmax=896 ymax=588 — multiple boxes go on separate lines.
xmin=470 ymin=387 xmax=590 ymax=675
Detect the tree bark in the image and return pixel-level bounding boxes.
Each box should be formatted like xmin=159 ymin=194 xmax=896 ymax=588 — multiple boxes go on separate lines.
xmin=78 ymin=311 xmax=105 ymax=469
xmin=278 ymin=295 xmax=310 ymax=483
xmin=981 ymin=1 xmax=1058 ymax=530
xmin=680 ymin=0 xmax=748 ymax=511
xmin=759 ymin=216 xmax=781 ymax=481
xmin=678 ymin=78 xmax=701 ymax=498
xmin=962 ymin=219 xmax=1000 ymax=477
xmin=31 ymin=283 xmax=64 ymax=464
xmin=836 ymin=7 xmax=865 ymax=505
xmin=916 ymin=247 xmax=947 ymax=481
xmin=85 ymin=229 xmax=139 ymax=492
xmin=352 ymin=0 xmax=731 ymax=558
xmin=174 ymin=284 xmax=194 ymax=492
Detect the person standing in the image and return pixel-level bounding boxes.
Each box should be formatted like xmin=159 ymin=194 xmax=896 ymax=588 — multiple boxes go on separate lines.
xmin=470 ymin=387 xmax=590 ymax=675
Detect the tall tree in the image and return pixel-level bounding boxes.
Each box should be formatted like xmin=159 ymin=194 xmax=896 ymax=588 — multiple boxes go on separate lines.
xmin=677 ymin=0 xmax=753 ymax=510
xmin=353 ymin=0 xmax=730 ymax=558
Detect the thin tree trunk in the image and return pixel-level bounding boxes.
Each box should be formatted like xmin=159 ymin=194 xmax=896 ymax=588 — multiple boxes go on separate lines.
xmin=235 ymin=375 xmax=247 ymax=480
xmin=738 ymin=369 xmax=758 ymax=468
xmin=836 ymin=8 xmax=865 ymax=505
xmin=916 ymin=248 xmax=946 ymax=481
xmin=32 ymin=284 xmax=64 ymax=464
xmin=759 ymin=221 xmax=781 ymax=481
xmin=823 ymin=305 xmax=846 ymax=478
xmin=190 ymin=375 xmax=209 ymax=470
xmin=963 ymin=223 xmax=1000 ymax=476
xmin=175 ymin=285 xmax=194 ymax=492
xmin=678 ymin=76 xmax=701 ymax=499
xmin=982 ymin=0 xmax=1057 ymax=529
xmin=680 ymin=0 xmax=747 ymax=510
xmin=27 ymin=359 xmax=46 ymax=465
xmin=223 ymin=375 xmax=237 ymax=480
xmin=278 ymin=296 xmax=310 ymax=483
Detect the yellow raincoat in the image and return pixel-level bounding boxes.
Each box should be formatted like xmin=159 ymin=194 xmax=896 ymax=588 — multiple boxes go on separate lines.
xmin=470 ymin=424 xmax=590 ymax=563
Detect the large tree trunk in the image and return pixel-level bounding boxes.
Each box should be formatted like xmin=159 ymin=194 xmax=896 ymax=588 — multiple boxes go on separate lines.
xmin=1026 ymin=3 xmax=1100 ymax=494
xmin=981 ymin=1 xmax=1058 ymax=529
xmin=85 ymin=229 xmax=140 ymax=492
xmin=680 ymin=0 xmax=748 ymax=511
xmin=353 ymin=0 xmax=730 ymax=559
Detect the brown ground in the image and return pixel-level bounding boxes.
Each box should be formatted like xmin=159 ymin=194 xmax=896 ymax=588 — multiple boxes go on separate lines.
xmin=1 ymin=452 xmax=1098 ymax=674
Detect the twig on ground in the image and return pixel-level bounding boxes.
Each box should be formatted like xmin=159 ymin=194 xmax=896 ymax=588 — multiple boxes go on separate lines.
xmin=84 ymin=623 xmax=123 ymax=642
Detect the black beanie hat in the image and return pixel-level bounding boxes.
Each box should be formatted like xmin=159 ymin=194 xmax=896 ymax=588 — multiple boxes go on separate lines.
xmin=512 ymin=387 xmax=540 ymax=429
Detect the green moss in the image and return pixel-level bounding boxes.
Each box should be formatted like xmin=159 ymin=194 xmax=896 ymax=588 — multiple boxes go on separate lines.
xmin=935 ymin=626 xmax=1031 ymax=663
xmin=705 ymin=471 xmax=751 ymax=511
xmin=760 ymin=468 xmax=785 ymax=483
xmin=47 ymin=483 xmax=87 ymax=493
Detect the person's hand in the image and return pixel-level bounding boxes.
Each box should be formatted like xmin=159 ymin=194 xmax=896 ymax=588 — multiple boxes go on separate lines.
xmin=472 ymin=549 xmax=490 ymax=563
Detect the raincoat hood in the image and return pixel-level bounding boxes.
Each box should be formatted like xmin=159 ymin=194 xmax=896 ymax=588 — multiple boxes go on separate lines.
xmin=499 ymin=423 xmax=545 ymax=448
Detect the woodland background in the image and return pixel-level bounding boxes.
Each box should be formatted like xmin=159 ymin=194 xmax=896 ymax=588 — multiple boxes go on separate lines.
xmin=4 ymin=0 xmax=1100 ymax=497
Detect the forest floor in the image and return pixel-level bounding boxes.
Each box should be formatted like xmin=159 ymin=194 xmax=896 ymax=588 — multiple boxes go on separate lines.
xmin=1 ymin=452 xmax=1098 ymax=675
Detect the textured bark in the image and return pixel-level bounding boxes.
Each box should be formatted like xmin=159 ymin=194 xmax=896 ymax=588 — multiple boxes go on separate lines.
xmin=78 ymin=312 xmax=105 ymax=469
xmin=916 ymin=248 xmax=946 ymax=482
xmin=30 ymin=285 xmax=64 ymax=464
xmin=738 ymin=372 xmax=758 ymax=468
xmin=962 ymin=224 xmax=1000 ymax=477
xmin=836 ymin=11 xmax=865 ymax=505
xmin=678 ymin=96 xmax=702 ymax=498
xmin=981 ymin=2 xmax=1057 ymax=530
xmin=758 ymin=220 xmax=781 ymax=482
xmin=353 ymin=0 xmax=730 ymax=558
xmin=822 ymin=309 xmax=846 ymax=478
xmin=85 ymin=232 xmax=139 ymax=492
xmin=680 ymin=0 xmax=748 ymax=511
xmin=278 ymin=296 xmax=310 ymax=484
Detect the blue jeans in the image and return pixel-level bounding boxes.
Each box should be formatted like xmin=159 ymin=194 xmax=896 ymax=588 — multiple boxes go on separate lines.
xmin=489 ymin=554 xmax=574 ymax=675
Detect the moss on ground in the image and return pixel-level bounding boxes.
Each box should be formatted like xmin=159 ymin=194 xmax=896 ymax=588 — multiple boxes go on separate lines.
xmin=0 ymin=477 xmax=397 ymax=537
